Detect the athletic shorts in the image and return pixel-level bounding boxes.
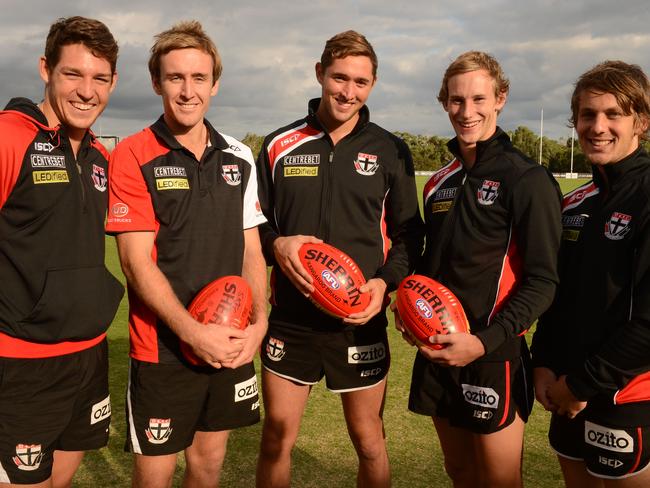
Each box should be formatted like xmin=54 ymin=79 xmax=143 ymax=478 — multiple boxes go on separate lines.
xmin=0 ymin=340 xmax=110 ymax=484
xmin=408 ymin=353 xmax=533 ymax=434
xmin=549 ymin=413 xmax=650 ymax=479
xmin=126 ymin=358 xmax=260 ymax=456
xmin=260 ymin=321 xmax=390 ymax=392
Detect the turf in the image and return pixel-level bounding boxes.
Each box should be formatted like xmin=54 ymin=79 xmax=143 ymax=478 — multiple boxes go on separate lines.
xmin=73 ymin=176 xmax=589 ymax=487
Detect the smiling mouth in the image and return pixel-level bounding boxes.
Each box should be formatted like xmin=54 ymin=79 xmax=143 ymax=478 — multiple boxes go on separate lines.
xmin=458 ymin=120 xmax=480 ymax=129
xmin=589 ymin=138 xmax=614 ymax=148
xmin=70 ymin=101 xmax=95 ymax=111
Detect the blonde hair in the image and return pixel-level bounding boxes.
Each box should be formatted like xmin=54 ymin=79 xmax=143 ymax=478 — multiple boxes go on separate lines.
xmin=438 ymin=51 xmax=509 ymax=105
xmin=320 ymin=30 xmax=377 ymax=78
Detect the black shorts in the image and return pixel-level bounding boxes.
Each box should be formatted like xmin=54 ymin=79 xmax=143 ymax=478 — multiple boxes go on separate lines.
xmin=549 ymin=413 xmax=650 ymax=479
xmin=408 ymin=353 xmax=533 ymax=434
xmin=126 ymin=359 xmax=260 ymax=456
xmin=0 ymin=340 xmax=110 ymax=484
xmin=260 ymin=321 xmax=390 ymax=392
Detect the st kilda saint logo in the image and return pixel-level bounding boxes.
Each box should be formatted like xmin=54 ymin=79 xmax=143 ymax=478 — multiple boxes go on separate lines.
xmin=92 ymin=164 xmax=107 ymax=192
xmin=145 ymin=418 xmax=173 ymax=444
xmin=477 ymin=180 xmax=500 ymax=206
xmin=221 ymin=164 xmax=242 ymax=186
xmin=266 ymin=337 xmax=286 ymax=362
xmin=13 ymin=444 xmax=43 ymax=471
xmin=604 ymin=212 xmax=632 ymax=241
xmin=354 ymin=152 xmax=379 ymax=176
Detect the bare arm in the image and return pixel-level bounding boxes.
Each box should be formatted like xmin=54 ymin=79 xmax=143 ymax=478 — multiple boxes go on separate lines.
xmin=228 ymin=226 xmax=269 ymax=368
xmin=116 ymin=231 xmax=247 ymax=368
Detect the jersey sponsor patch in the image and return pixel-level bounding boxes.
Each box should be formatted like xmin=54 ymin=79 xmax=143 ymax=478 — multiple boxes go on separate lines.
xmin=30 ymin=154 xmax=65 ymax=168
xmin=156 ymin=178 xmax=190 ymax=190
xmin=347 ymin=343 xmax=386 ymax=364
xmin=431 ymin=201 xmax=453 ymax=213
xmin=283 ymin=154 xmax=320 ymax=165
xmin=13 ymin=444 xmax=43 ymax=471
xmin=91 ymin=164 xmax=107 ymax=192
xmin=266 ymin=336 xmax=286 ymax=362
xmin=32 ymin=170 xmax=69 ymax=184
xmin=461 ymin=384 xmax=500 ymax=409
xmin=222 ymin=164 xmax=242 ymax=186
xmin=604 ymin=212 xmax=632 ymax=241
xmin=154 ymin=166 xmax=187 ymax=177
xmin=145 ymin=418 xmax=173 ymax=444
xmin=562 ymin=229 xmax=581 ymax=241
xmin=234 ymin=375 xmax=258 ymax=403
xmin=434 ymin=187 xmax=457 ymax=201
xmin=354 ymin=152 xmax=379 ymax=176
xmin=477 ymin=180 xmax=500 ymax=206
xmin=585 ymin=421 xmax=633 ymax=453
xmin=284 ymin=166 xmax=318 ymax=177
xmin=33 ymin=141 xmax=55 ymax=153
xmin=90 ymin=395 xmax=111 ymax=425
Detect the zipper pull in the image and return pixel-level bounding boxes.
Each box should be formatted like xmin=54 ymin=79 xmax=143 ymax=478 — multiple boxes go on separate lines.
xmin=329 ymin=151 xmax=334 ymax=163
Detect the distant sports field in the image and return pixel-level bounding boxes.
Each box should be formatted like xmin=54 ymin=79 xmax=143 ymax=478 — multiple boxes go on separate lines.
xmin=76 ymin=176 xmax=589 ymax=487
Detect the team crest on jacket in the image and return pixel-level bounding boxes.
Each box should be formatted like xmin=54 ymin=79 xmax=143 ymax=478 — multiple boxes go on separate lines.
xmin=91 ymin=164 xmax=107 ymax=192
xmin=354 ymin=153 xmax=379 ymax=176
xmin=604 ymin=212 xmax=632 ymax=241
xmin=266 ymin=336 xmax=286 ymax=362
xmin=477 ymin=180 xmax=500 ymax=206
xmin=145 ymin=418 xmax=173 ymax=444
xmin=221 ymin=164 xmax=242 ymax=186
xmin=13 ymin=444 xmax=43 ymax=471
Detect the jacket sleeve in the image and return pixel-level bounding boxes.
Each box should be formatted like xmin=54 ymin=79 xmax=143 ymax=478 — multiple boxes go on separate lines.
xmin=567 ymin=202 xmax=650 ymax=400
xmin=255 ymin=135 xmax=281 ymax=265
xmin=475 ymin=166 xmax=562 ymax=354
xmin=372 ymin=138 xmax=424 ymax=291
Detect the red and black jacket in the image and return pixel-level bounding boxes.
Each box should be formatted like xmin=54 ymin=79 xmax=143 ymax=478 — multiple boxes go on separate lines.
xmin=106 ymin=117 xmax=266 ymax=364
xmin=420 ymin=128 xmax=562 ymax=360
xmin=257 ymin=99 xmax=424 ymax=329
xmin=0 ymin=97 xmax=124 ymax=358
xmin=531 ymin=148 xmax=650 ymax=424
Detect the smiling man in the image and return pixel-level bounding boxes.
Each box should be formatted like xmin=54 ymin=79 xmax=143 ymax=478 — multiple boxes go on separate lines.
xmin=0 ymin=16 xmax=123 ymax=487
xmin=255 ymin=30 xmax=423 ymax=487
xmin=532 ymin=61 xmax=650 ymax=487
xmin=106 ymin=21 xmax=267 ymax=488
xmin=398 ymin=51 xmax=562 ymax=488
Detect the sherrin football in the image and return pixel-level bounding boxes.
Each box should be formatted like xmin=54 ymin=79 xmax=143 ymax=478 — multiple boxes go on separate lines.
xmin=180 ymin=275 xmax=252 ymax=366
xmin=298 ymin=242 xmax=371 ymax=319
xmin=396 ymin=274 xmax=470 ymax=350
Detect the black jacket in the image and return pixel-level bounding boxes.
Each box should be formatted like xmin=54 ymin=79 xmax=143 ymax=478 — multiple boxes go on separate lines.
xmin=532 ymin=147 xmax=650 ymax=423
xmin=0 ymin=98 xmax=123 ymax=347
xmin=420 ymin=128 xmax=562 ymax=359
xmin=257 ymin=99 xmax=424 ymax=329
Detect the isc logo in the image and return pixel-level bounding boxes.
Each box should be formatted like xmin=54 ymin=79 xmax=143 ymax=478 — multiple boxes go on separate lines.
xmin=34 ymin=141 xmax=55 ymax=152
xmin=280 ymin=134 xmax=300 ymax=147
xmin=599 ymin=456 xmax=624 ymax=468
xmin=321 ymin=270 xmax=340 ymax=290
xmin=360 ymin=368 xmax=382 ymax=377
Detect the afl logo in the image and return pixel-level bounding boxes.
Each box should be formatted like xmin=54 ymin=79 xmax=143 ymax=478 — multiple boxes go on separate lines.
xmin=321 ymin=270 xmax=340 ymax=290
xmin=415 ymin=298 xmax=433 ymax=319
xmin=112 ymin=203 xmax=129 ymax=217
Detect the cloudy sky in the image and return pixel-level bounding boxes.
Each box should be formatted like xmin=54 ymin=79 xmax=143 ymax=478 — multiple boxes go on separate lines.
xmin=1 ymin=0 xmax=648 ymax=142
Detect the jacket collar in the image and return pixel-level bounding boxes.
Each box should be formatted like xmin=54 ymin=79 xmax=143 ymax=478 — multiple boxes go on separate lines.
xmin=306 ymin=97 xmax=370 ymax=137
xmin=447 ymin=127 xmax=511 ymax=168
xmin=150 ymin=115 xmax=229 ymax=152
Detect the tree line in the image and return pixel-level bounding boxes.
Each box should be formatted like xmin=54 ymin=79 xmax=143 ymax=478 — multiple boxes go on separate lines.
xmin=242 ymin=129 xmax=650 ymax=174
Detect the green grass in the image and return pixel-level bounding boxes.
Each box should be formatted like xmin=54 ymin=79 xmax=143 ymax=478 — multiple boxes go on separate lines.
xmin=73 ymin=176 xmax=589 ymax=487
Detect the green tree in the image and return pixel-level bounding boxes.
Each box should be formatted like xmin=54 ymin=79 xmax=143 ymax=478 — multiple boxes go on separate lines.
xmin=241 ymin=133 xmax=264 ymax=158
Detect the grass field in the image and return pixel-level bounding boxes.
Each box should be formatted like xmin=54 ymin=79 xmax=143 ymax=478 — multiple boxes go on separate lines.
xmin=74 ymin=177 xmax=589 ymax=487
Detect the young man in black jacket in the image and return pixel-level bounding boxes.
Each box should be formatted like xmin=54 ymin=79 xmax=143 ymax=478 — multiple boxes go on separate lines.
xmin=398 ymin=51 xmax=562 ymax=488
xmin=532 ymin=61 xmax=650 ymax=487
xmin=0 ymin=16 xmax=123 ymax=487
xmin=255 ymin=30 xmax=423 ymax=488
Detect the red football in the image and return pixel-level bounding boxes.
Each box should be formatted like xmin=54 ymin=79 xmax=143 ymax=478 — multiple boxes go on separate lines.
xmin=180 ymin=275 xmax=252 ymax=366
xmin=396 ymin=274 xmax=470 ymax=350
xmin=298 ymin=242 xmax=371 ymax=319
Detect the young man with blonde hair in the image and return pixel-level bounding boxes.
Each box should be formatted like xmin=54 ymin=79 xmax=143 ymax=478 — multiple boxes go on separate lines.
xmin=107 ymin=21 xmax=267 ymax=488
xmin=0 ymin=16 xmax=123 ymax=487
xmin=532 ymin=60 xmax=650 ymax=487
xmin=255 ymin=30 xmax=423 ymax=487
xmin=398 ymin=51 xmax=562 ymax=487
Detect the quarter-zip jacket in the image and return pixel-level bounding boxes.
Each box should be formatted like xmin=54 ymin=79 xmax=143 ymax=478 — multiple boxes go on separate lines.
xmin=420 ymin=128 xmax=562 ymax=359
xmin=532 ymin=148 xmax=650 ymax=424
xmin=257 ymin=99 xmax=424 ymax=329
xmin=0 ymin=97 xmax=123 ymax=356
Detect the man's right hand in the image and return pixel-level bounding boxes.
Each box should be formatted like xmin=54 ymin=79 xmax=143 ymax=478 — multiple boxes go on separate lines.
xmin=273 ymin=235 xmax=322 ymax=296
xmin=187 ymin=321 xmax=248 ymax=369
xmin=533 ymin=367 xmax=558 ymax=412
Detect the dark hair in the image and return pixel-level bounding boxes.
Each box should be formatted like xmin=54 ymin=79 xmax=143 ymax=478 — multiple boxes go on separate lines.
xmin=44 ymin=16 xmax=118 ymax=74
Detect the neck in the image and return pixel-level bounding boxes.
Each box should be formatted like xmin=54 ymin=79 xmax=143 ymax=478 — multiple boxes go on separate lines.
xmin=459 ymin=144 xmax=477 ymax=170
xmin=38 ymin=101 xmax=84 ymax=157
xmin=315 ymin=105 xmax=359 ymax=146
xmin=167 ymin=117 xmax=207 ymax=149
